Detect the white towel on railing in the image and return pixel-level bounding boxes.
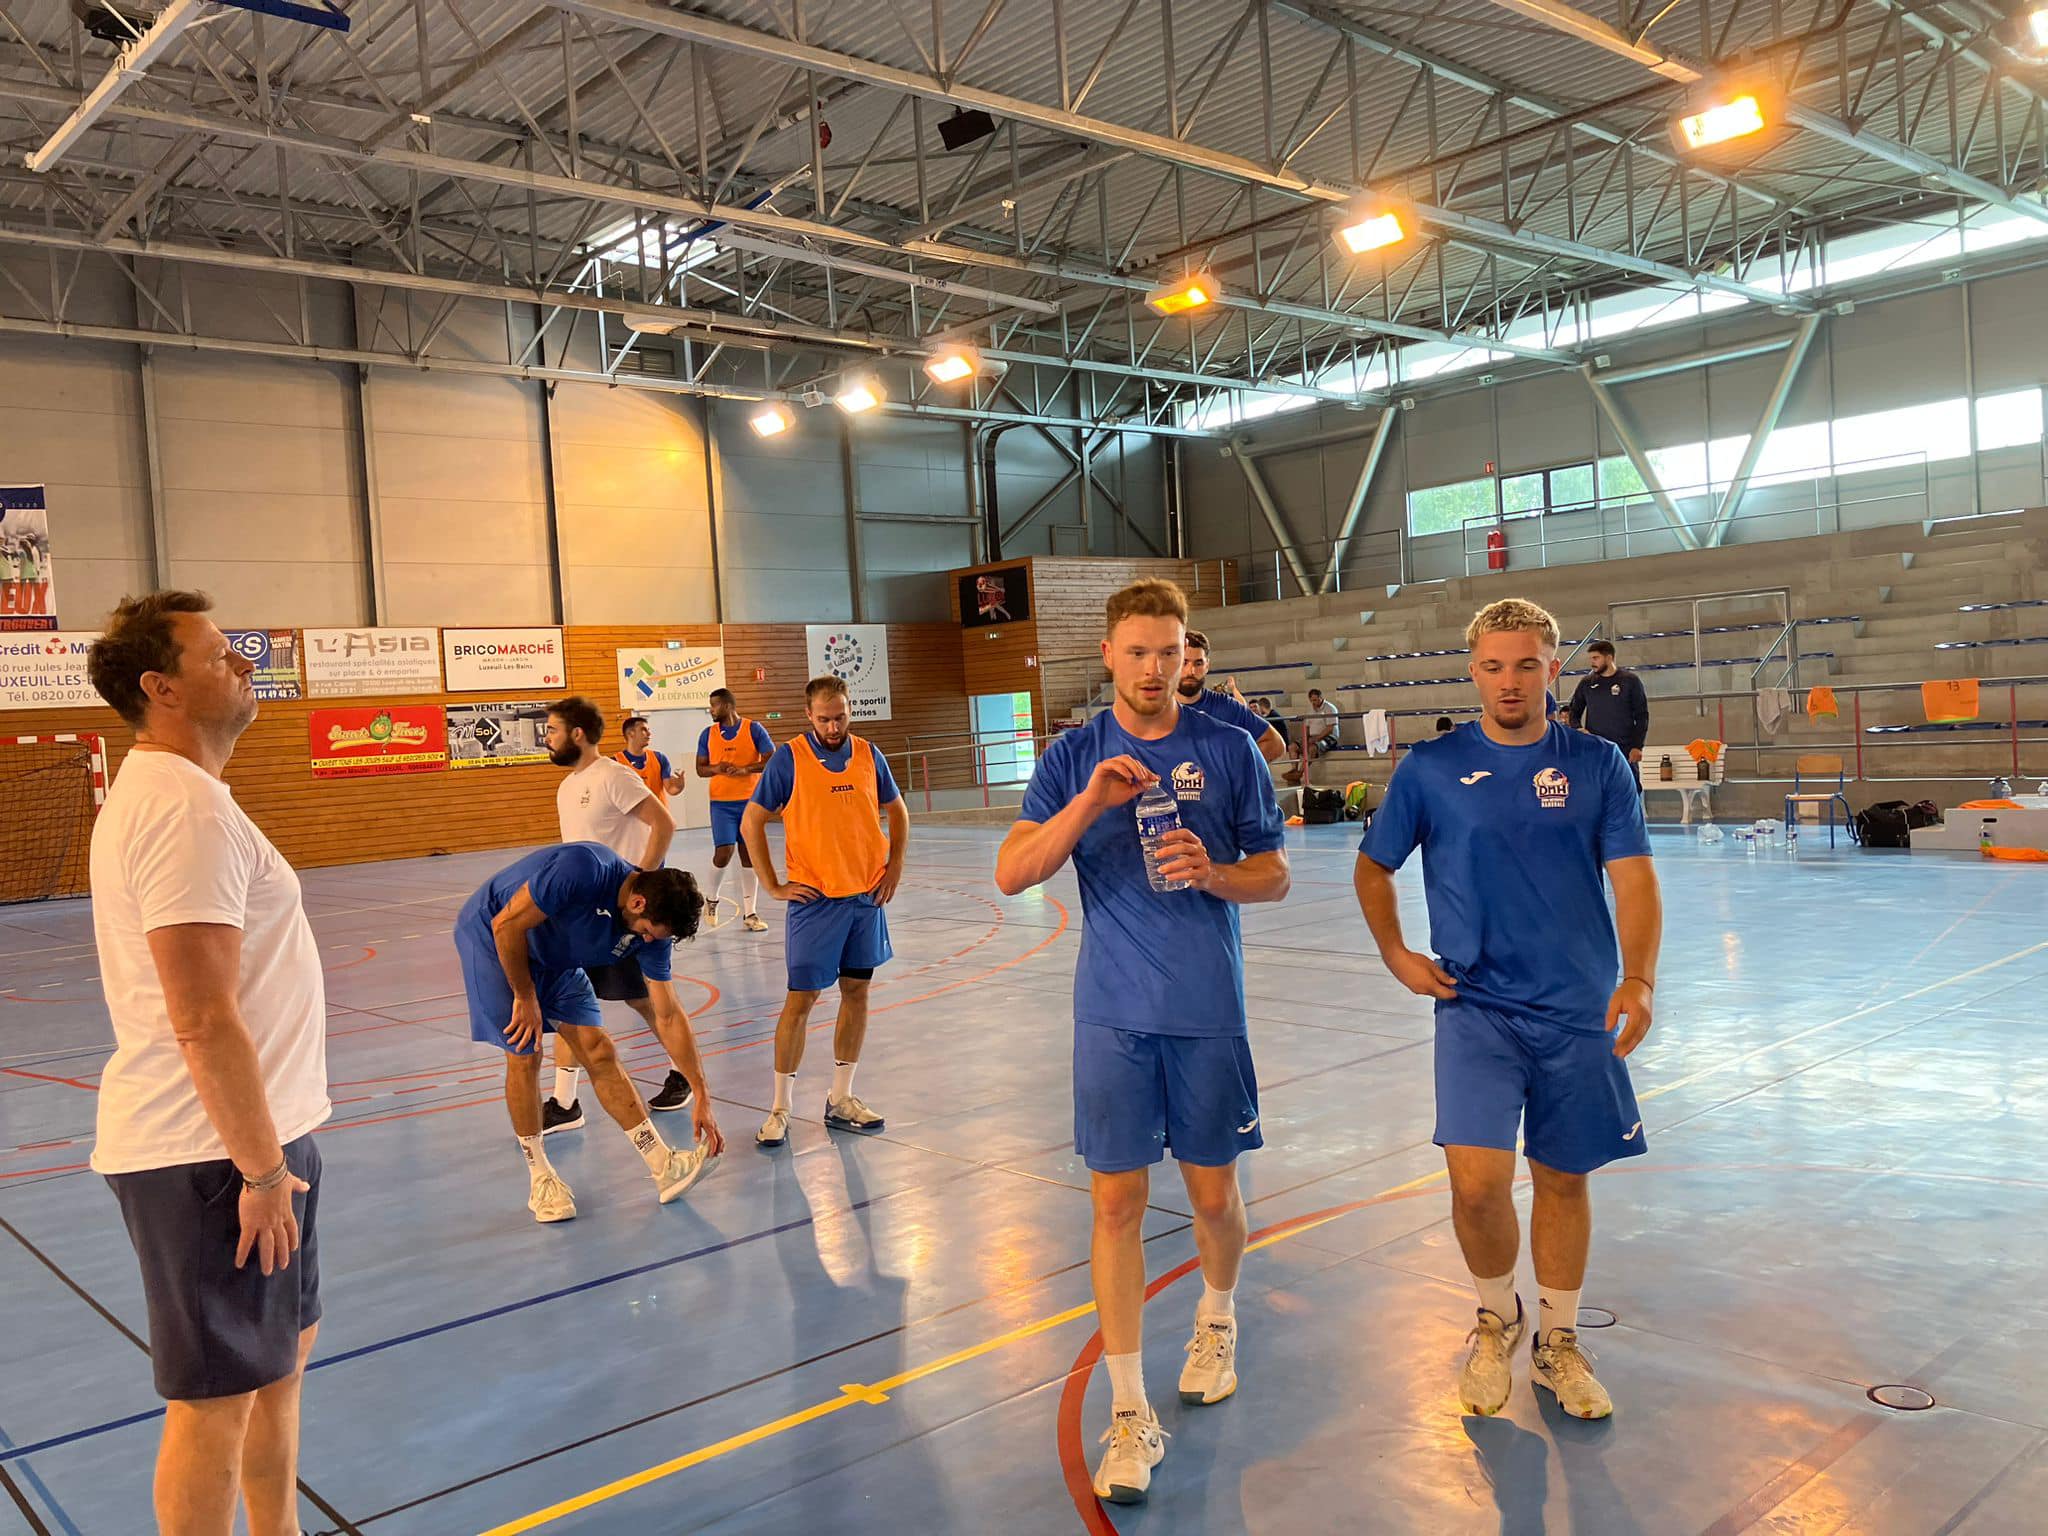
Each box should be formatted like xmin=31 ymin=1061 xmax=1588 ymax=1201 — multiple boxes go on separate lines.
xmin=1756 ymin=687 xmax=1793 ymax=736
xmin=1363 ymin=709 xmax=1391 ymax=756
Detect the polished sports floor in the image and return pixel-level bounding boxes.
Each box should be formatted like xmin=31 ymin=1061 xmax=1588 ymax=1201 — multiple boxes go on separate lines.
xmin=2 ymin=824 xmax=2044 ymax=1535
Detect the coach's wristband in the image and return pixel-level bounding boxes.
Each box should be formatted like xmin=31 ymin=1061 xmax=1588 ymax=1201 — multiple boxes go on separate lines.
xmin=242 ymin=1157 xmax=290 ymax=1193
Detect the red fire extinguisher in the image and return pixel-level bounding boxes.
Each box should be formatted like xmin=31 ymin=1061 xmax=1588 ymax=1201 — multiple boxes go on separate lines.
xmin=1486 ymin=524 xmax=1508 ymax=571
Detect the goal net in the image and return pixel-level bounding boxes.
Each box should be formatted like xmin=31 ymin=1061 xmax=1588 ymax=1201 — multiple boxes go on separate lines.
xmin=0 ymin=735 xmax=104 ymax=905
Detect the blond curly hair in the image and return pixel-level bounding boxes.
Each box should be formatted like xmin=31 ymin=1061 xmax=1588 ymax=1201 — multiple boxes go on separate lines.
xmin=1465 ymin=597 xmax=1560 ymax=649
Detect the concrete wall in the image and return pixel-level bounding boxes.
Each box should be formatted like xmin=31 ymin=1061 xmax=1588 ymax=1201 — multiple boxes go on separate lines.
xmin=1184 ymin=264 xmax=2048 ymax=591
xmin=0 ymin=255 xmax=1168 ymax=632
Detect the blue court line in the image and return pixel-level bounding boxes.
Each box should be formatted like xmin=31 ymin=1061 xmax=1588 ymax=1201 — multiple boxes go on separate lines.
xmin=0 ymin=1168 xmax=964 ymax=1468
xmin=0 ymin=1420 xmax=81 ymax=1536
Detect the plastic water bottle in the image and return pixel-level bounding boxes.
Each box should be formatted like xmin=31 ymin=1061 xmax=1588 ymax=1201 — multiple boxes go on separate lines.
xmin=1979 ymin=819 xmax=1996 ymax=857
xmin=1698 ymin=823 xmax=1723 ymax=845
xmin=1136 ymin=782 xmax=1191 ymax=892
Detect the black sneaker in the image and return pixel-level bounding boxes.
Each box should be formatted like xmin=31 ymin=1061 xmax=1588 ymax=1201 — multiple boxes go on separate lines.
xmin=647 ymin=1071 xmax=693 ymax=1112
xmin=541 ymin=1096 xmax=584 ymax=1135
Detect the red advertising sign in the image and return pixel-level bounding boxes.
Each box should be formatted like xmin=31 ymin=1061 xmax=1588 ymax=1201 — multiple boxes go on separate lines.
xmin=309 ymin=705 xmax=449 ymax=779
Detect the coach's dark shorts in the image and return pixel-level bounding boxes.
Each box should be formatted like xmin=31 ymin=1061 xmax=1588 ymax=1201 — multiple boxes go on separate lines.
xmin=586 ymin=954 xmax=650 ymax=1003
xmin=105 ymin=1133 xmax=323 ymax=1401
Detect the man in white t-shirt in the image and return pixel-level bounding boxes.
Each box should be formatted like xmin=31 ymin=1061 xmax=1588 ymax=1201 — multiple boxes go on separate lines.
xmin=540 ymin=696 xmax=711 ymax=1132
xmin=86 ymin=591 xmax=329 ymax=1536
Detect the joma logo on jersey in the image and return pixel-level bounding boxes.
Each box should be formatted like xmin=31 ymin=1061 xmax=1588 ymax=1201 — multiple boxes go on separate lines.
xmin=829 ymin=783 xmax=854 ymax=793
xmin=1533 ymin=766 xmax=1571 ymax=809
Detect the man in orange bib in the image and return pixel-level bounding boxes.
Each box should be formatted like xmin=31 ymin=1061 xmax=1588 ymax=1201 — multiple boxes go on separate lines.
xmin=615 ymin=715 xmax=686 ymax=802
xmin=696 ymin=688 xmax=775 ymax=933
xmin=740 ymin=674 xmax=910 ymax=1147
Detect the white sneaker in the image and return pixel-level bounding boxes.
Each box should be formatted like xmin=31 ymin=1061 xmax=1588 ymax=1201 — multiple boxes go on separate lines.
xmin=655 ymin=1143 xmax=714 ymax=1204
xmin=1178 ymin=1317 xmax=1239 ymax=1405
xmin=1531 ymin=1328 xmax=1613 ymax=1419
xmin=742 ymin=911 xmax=767 ymax=933
xmin=756 ymin=1108 xmax=791 ymax=1147
xmin=823 ymin=1094 xmax=885 ymax=1132
xmin=703 ymin=897 xmax=729 ymax=930
xmin=1091 ymin=1407 xmax=1167 ymax=1504
xmin=1458 ymin=1300 xmax=1525 ymax=1416
xmin=527 ymin=1170 xmax=576 ymax=1224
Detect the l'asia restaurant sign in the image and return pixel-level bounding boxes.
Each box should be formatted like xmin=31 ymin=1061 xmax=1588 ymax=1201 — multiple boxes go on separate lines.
xmin=309 ymin=706 xmax=449 ymax=779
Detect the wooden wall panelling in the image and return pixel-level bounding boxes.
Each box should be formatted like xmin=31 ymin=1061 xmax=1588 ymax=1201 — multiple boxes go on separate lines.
xmin=11 ymin=620 xmax=974 ymax=896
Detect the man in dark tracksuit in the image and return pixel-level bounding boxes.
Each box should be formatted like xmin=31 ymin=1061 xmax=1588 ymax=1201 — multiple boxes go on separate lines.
xmin=1566 ymin=641 xmax=1650 ymax=778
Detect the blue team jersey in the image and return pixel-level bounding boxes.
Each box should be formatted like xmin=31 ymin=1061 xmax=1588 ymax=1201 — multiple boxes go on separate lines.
xmin=1360 ymin=722 xmax=1650 ymax=1031
xmin=695 ymin=720 xmax=774 ymax=762
xmin=1182 ymin=689 xmax=1274 ymax=743
xmin=751 ymin=734 xmax=901 ymax=813
xmin=1019 ymin=707 xmax=1285 ymax=1037
xmin=464 ymin=842 xmax=674 ymax=981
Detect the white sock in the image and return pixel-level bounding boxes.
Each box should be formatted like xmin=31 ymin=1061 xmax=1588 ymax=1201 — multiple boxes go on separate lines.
xmin=626 ymin=1118 xmax=671 ymax=1174
xmin=1105 ymin=1351 xmax=1148 ymax=1417
xmin=830 ymin=1059 xmax=857 ymax=1103
xmin=1537 ymin=1285 xmax=1582 ymax=1345
xmin=552 ymin=1066 xmax=579 ymax=1107
xmin=1472 ymin=1270 xmax=1520 ymax=1327
xmin=708 ymin=863 xmax=729 ymax=906
xmin=739 ymin=866 xmax=760 ymax=915
xmin=1197 ymin=1281 xmax=1235 ymax=1324
xmin=517 ymin=1134 xmax=553 ymax=1178
xmin=771 ymin=1071 xmax=796 ymax=1114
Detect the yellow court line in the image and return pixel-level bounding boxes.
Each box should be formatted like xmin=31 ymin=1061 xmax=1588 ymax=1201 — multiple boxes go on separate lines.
xmin=484 ymin=934 xmax=2048 ymax=1535
xmin=477 ymin=1168 xmax=1452 ymax=1535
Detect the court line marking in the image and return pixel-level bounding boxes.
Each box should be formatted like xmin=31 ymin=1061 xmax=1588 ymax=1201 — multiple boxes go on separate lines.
xmin=474 ymin=1165 xmax=1452 ymax=1536
xmin=1636 ymin=937 xmax=2048 ymax=1107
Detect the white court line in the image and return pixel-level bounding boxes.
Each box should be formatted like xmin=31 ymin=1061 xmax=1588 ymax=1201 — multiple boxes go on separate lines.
xmin=1640 ymin=936 xmax=2048 ymax=1106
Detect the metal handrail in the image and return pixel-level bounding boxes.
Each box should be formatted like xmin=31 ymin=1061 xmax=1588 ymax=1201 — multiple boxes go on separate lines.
xmin=1750 ymin=620 xmax=1801 ymax=691
xmin=1556 ymin=620 xmax=1606 ymax=676
xmin=1296 ymin=672 xmax=2048 ymax=785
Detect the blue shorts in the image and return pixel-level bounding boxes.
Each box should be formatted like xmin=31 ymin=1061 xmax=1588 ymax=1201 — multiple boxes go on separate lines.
xmin=455 ymin=921 xmax=602 ymax=1055
xmin=785 ymin=892 xmax=892 ymax=992
xmin=1073 ymin=1023 xmax=1263 ymax=1174
xmin=1433 ymin=1001 xmax=1645 ymax=1175
xmin=709 ymin=800 xmax=746 ymax=849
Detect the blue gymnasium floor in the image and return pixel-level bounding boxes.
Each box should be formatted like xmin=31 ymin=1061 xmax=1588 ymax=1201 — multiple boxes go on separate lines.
xmin=2 ymin=824 xmax=2045 ymax=1536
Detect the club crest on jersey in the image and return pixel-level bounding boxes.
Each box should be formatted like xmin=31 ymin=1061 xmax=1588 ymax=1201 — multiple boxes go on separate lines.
xmin=1170 ymin=761 xmax=1205 ymax=800
xmin=1533 ymin=766 xmax=1570 ymax=808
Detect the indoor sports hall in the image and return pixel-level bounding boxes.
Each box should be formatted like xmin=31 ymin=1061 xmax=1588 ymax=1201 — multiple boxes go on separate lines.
xmin=2 ymin=2 xmax=2046 ymax=1534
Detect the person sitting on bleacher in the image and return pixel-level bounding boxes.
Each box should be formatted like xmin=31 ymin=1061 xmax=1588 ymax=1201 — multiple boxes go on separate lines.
xmin=1565 ymin=641 xmax=1649 ymax=773
xmin=1284 ymin=688 xmax=1342 ymax=785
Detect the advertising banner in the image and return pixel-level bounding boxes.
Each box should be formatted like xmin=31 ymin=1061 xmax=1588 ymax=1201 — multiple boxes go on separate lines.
xmin=309 ymin=705 xmax=449 ymax=778
xmin=617 ymin=646 xmax=724 ymax=711
xmin=225 ymin=629 xmax=302 ymax=700
xmin=441 ymin=628 xmax=566 ymax=693
xmin=0 ymin=487 xmax=56 ymax=631
xmin=447 ymin=700 xmax=551 ymax=769
xmin=303 ymin=627 xmax=441 ymax=697
xmin=806 ymin=625 xmax=892 ymax=721
xmin=0 ymin=631 xmax=99 ymax=710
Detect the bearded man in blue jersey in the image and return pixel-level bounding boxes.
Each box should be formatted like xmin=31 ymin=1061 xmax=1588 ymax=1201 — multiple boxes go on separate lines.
xmin=997 ymin=579 xmax=1288 ymax=1505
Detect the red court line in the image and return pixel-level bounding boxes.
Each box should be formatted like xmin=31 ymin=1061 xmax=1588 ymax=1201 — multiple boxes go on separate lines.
xmin=1 ymin=1066 xmax=98 ymax=1092
xmin=0 ymin=1162 xmax=89 ymax=1180
xmin=0 ymin=992 xmax=84 ymax=1006
xmin=324 ymin=946 xmax=378 ymax=972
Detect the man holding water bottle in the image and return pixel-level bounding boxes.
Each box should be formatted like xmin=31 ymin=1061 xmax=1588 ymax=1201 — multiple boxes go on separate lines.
xmin=996 ymin=579 xmax=1288 ymax=1507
